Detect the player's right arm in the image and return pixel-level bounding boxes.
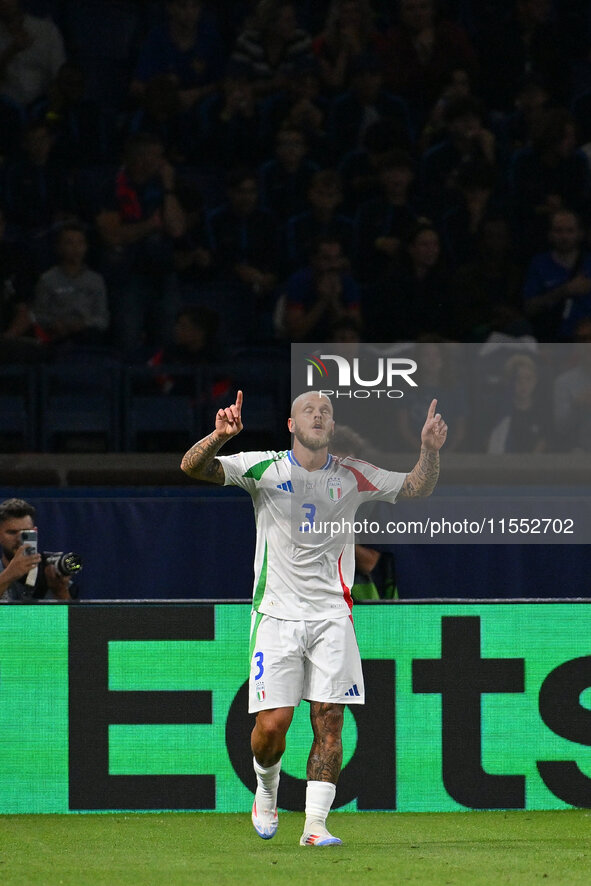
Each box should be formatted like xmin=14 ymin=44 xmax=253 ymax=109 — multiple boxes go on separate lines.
xmin=180 ymin=390 xmax=243 ymax=484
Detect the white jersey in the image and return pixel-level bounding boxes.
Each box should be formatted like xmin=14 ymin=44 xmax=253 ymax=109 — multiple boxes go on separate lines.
xmin=219 ymin=449 xmax=405 ymax=620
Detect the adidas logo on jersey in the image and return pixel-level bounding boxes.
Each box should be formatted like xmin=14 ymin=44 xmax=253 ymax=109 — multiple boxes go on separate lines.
xmin=276 ymin=481 xmax=294 ymax=493
xmin=345 ymin=684 xmax=360 ymax=697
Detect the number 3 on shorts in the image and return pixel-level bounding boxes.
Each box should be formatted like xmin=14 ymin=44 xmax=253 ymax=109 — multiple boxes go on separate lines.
xmin=254 ymin=651 xmax=264 ymax=680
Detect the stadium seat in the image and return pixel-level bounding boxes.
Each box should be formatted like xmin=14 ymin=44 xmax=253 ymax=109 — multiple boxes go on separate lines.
xmin=38 ymin=359 xmax=121 ymax=452
xmin=0 ymin=364 xmax=36 ymax=451
xmin=179 ymin=282 xmax=259 ymax=347
xmin=122 ymin=365 xmax=205 ymax=452
xmin=205 ymin=357 xmax=290 ymax=447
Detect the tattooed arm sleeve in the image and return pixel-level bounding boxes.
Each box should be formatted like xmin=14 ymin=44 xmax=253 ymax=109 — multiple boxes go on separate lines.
xmin=180 ymin=433 xmax=226 ymax=485
xmin=397 ymin=447 xmax=440 ymax=499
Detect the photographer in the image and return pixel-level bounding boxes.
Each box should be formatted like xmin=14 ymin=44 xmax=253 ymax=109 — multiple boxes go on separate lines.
xmin=0 ymin=498 xmax=74 ymax=601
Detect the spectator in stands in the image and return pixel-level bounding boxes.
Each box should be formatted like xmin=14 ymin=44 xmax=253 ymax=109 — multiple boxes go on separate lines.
xmin=146 ymin=303 xmax=230 ymax=404
xmin=33 ymin=62 xmax=112 ymax=167
xmin=475 ymin=0 xmax=568 ymax=113
xmin=312 ymin=0 xmax=382 ymax=95
xmin=145 ymin=307 xmax=232 ymax=453
xmin=200 ymin=62 xmax=262 ymax=169
xmin=130 ymin=0 xmax=226 ymax=112
xmin=523 ymin=209 xmax=591 ymax=342
xmin=450 ymin=216 xmax=529 ymax=342
xmin=285 ymin=169 xmax=354 ymax=273
xmin=378 ymin=0 xmax=478 ymax=127
xmin=3 ymin=119 xmax=73 ymax=273
xmin=127 ymin=74 xmax=192 ymax=165
xmin=487 ymin=354 xmax=547 ymax=454
xmin=32 ymin=223 xmax=109 ymax=350
xmin=396 ymin=338 xmax=467 ymax=452
xmin=493 ymin=73 xmax=551 ymax=164
xmin=572 ymin=91 xmax=591 ymax=171
xmin=258 ymin=125 xmax=320 ymax=223
xmin=207 ymin=167 xmax=279 ymax=297
xmin=440 ymin=158 xmax=506 ymax=270
xmin=0 ymin=0 xmax=65 ymax=110
xmin=95 ymin=132 xmax=186 ymax=357
xmin=172 ymin=176 xmax=214 ymax=291
xmin=510 ymin=108 xmax=591 ymax=258
xmin=365 ymin=221 xmax=450 ymax=341
xmin=259 ymin=57 xmax=329 ymax=164
xmin=355 ymin=150 xmax=423 ymax=284
xmin=326 ymin=51 xmax=412 ymax=160
xmin=419 ymin=96 xmax=497 ymax=220
xmin=149 ymin=304 xmax=219 ymax=371
xmin=279 ymin=234 xmax=361 ymax=341
xmin=338 ymin=118 xmax=406 ymax=213
xmin=328 ymin=314 xmax=362 ymax=344
xmin=215 ymin=0 xmax=259 ymax=48
xmin=417 ymin=66 xmax=473 ymax=153
xmin=552 ymin=318 xmax=591 ymax=452
xmin=0 ymin=205 xmax=39 ymax=362
xmin=231 ymin=0 xmax=314 ymax=97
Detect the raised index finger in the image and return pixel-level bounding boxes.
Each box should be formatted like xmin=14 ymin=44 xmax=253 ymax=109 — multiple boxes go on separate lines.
xmin=427 ymin=398 xmax=437 ymax=420
xmin=235 ymin=389 xmax=243 ymax=411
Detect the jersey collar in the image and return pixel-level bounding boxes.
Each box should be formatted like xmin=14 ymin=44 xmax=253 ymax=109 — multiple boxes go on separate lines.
xmin=288 ymin=450 xmax=333 ymax=470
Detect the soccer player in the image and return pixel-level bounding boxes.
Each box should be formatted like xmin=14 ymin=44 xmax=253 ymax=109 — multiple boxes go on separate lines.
xmin=181 ymin=389 xmax=447 ymax=845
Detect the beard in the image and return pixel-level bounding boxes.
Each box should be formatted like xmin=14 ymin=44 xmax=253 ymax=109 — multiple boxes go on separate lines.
xmin=292 ymin=422 xmax=333 ymax=451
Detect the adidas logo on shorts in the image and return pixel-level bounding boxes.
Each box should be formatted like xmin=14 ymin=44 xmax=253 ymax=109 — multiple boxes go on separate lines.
xmin=344 ymin=684 xmax=360 ymax=697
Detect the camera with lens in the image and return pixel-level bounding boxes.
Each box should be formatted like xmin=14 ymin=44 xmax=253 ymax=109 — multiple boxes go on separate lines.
xmin=43 ymin=551 xmax=83 ymax=577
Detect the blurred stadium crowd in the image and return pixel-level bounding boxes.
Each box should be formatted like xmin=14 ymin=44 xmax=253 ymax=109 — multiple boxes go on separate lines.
xmin=1 ymin=0 xmax=591 ymax=453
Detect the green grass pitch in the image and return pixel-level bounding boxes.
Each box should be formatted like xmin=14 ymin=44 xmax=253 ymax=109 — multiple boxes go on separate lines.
xmin=1 ymin=810 xmax=590 ymax=885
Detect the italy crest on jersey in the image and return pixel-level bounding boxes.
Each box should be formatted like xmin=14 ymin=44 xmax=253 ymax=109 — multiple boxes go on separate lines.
xmin=328 ymin=477 xmax=342 ymax=501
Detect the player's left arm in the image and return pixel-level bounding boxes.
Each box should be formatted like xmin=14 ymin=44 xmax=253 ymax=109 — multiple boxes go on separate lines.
xmin=398 ymin=399 xmax=447 ymax=499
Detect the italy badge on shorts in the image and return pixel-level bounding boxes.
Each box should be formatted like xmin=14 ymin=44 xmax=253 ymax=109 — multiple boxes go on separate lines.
xmin=256 ymin=680 xmax=266 ymax=701
xmin=328 ymin=478 xmax=342 ymax=501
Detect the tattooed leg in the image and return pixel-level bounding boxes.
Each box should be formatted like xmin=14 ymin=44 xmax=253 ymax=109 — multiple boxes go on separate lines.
xmin=307 ymin=702 xmax=345 ymax=784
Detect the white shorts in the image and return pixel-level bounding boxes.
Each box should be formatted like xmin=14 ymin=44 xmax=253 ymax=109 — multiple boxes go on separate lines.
xmin=248 ymin=612 xmax=365 ymax=713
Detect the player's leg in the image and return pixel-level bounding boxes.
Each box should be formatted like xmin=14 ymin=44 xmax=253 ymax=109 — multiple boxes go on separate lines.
xmin=251 ymin=707 xmax=293 ymax=839
xmin=299 ymin=617 xmax=364 ymax=847
xmin=299 ymin=702 xmax=344 ymax=846
xmin=307 ymin=700 xmax=344 ymax=783
xmin=248 ymin=614 xmax=305 ymax=839
xmin=252 ymin=706 xmax=294 ymax=766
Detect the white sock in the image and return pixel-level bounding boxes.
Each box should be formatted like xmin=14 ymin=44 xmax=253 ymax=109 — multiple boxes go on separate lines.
xmin=304 ymin=780 xmax=336 ymax=832
xmin=253 ymin=757 xmax=281 ymax=811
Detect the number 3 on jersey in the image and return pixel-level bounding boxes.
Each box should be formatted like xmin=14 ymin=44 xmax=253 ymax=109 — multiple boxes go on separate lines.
xmin=254 ymin=651 xmax=264 ymax=680
xmin=300 ymin=502 xmax=316 ymax=532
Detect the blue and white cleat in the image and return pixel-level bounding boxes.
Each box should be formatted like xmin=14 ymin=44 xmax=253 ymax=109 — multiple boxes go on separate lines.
xmin=252 ymin=800 xmax=278 ymax=840
xmin=299 ymin=831 xmax=342 ymax=847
